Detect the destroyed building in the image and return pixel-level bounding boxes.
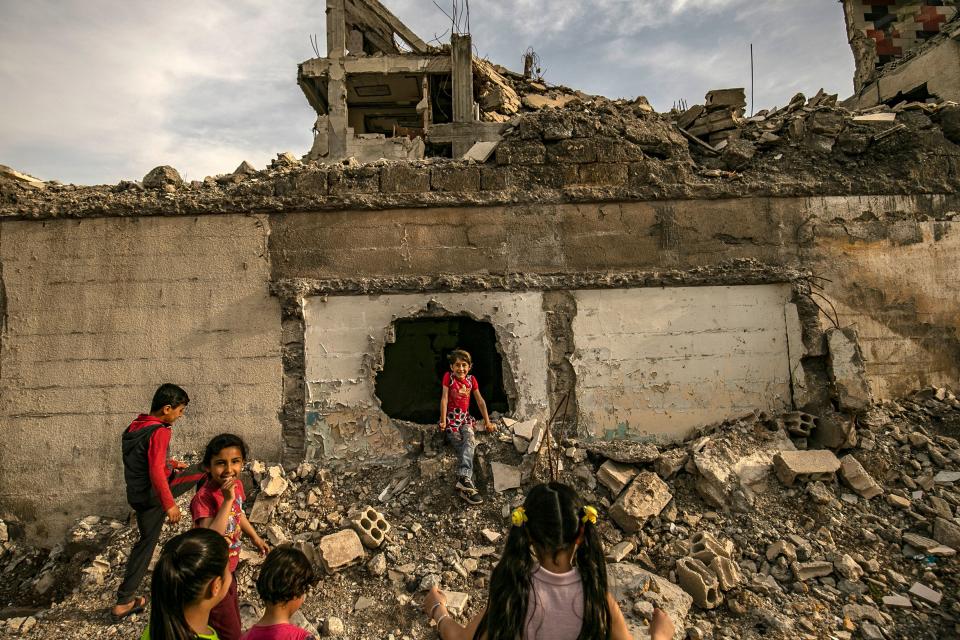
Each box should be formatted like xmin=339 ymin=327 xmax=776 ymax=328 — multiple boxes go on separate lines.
xmin=1 ymin=1 xmax=960 ymax=638
xmin=0 ymin=0 xmax=958 ymax=554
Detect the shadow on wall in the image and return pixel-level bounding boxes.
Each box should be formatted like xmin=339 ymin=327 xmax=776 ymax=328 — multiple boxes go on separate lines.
xmin=374 ymin=316 xmax=511 ymax=423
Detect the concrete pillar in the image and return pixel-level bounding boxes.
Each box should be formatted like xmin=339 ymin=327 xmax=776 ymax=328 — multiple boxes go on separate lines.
xmin=451 ymin=34 xmax=473 ymax=123
xmin=326 ymin=0 xmax=348 ymax=160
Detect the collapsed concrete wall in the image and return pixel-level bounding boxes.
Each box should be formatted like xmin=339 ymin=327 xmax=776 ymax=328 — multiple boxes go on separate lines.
xmin=0 ymin=215 xmax=282 ymax=540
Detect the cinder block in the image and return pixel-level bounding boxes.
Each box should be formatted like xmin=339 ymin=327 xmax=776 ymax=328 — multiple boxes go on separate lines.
xmin=349 ymin=506 xmax=391 ymax=549
xmin=689 ymin=531 xmax=733 ymax=564
xmin=596 ymin=460 xmax=638 ymax=496
xmin=839 ymin=454 xmax=882 ymax=499
xmin=676 ymin=557 xmax=723 ymax=609
xmin=780 ymin=411 xmax=819 ymax=437
xmin=709 ymin=555 xmax=741 ymax=591
xmin=317 ymin=529 xmax=365 ymax=573
xmin=773 ymin=450 xmax=841 ymax=486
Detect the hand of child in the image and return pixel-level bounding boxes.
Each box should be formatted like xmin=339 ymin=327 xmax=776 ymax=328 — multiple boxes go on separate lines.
xmin=165 ymin=504 xmax=181 ymax=524
xmin=253 ymin=535 xmax=269 ymax=556
xmin=220 ymin=477 xmax=237 ymax=502
xmin=484 ymin=420 xmax=496 ymax=433
xmin=438 ymin=420 xmax=446 ymax=433
xmin=422 ymin=586 xmax=446 ymax=618
xmin=650 ymin=607 xmax=674 ymax=640
xmin=171 ymin=460 xmax=188 ymax=471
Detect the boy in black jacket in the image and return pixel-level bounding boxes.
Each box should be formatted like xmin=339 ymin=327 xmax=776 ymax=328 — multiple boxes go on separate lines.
xmin=110 ymin=383 xmax=204 ymax=621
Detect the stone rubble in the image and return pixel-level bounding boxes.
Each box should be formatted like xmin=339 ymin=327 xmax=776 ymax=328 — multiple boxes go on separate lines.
xmin=1 ymin=386 xmax=958 ymax=639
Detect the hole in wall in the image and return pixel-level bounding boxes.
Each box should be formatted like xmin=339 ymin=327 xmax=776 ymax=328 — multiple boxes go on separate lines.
xmin=374 ymin=316 xmax=511 ymax=424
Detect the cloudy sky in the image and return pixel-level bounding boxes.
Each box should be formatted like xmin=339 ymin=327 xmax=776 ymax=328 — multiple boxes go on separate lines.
xmin=0 ymin=0 xmax=854 ymax=185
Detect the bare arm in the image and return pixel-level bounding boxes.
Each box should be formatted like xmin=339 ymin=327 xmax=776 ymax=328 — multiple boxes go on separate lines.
xmin=423 ymin=587 xmax=485 ymax=640
xmin=439 ymin=386 xmax=449 ymax=430
xmin=238 ymin=512 xmax=269 ymax=555
xmin=607 ymin=593 xmax=633 ymax=640
xmin=195 ymin=479 xmax=236 ymax=535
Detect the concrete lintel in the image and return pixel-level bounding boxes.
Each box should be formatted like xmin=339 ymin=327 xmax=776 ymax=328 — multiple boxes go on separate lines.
xmin=271 ymin=264 xmax=805 ymax=299
xmin=427 ymin=122 xmax=507 ymax=144
xmin=300 ymin=55 xmax=451 ymax=79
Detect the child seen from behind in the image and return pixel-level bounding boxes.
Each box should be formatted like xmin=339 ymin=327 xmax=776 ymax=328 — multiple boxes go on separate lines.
xmin=191 ymin=433 xmax=270 ymax=640
xmin=439 ymin=349 xmax=495 ymax=505
xmin=242 ymin=546 xmax=319 ymax=640
xmin=422 ymin=482 xmax=675 ymax=640
xmin=142 ymin=527 xmax=231 ymax=640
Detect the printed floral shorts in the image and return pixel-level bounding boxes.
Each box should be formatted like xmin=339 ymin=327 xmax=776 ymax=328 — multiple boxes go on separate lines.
xmin=444 ymin=407 xmax=476 ymax=434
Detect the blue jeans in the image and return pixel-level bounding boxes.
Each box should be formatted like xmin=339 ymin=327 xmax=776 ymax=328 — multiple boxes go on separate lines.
xmin=446 ymin=427 xmax=476 ymax=480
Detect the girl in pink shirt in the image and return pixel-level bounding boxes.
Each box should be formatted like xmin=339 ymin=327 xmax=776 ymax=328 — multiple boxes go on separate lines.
xmin=422 ymin=482 xmax=674 ymax=640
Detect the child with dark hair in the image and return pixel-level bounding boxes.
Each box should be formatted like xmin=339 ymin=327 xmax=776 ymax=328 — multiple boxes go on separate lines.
xmin=191 ymin=433 xmax=269 ymax=640
xmin=439 ymin=348 xmax=495 ymax=505
xmin=421 ymin=482 xmax=675 ymax=640
xmin=113 ymin=383 xmax=206 ymax=621
xmin=142 ymin=527 xmax=231 ymax=640
xmin=242 ymin=546 xmax=319 ymax=640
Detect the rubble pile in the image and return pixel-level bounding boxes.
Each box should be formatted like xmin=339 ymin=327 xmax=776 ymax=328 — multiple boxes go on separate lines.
xmin=1 ymin=387 xmax=959 ymax=639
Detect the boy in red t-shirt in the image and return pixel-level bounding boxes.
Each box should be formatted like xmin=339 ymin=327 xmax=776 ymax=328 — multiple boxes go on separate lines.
xmin=439 ymin=349 xmax=494 ymax=504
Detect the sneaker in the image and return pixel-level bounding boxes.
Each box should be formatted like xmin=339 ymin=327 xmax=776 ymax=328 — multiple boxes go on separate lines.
xmin=456 ymin=477 xmax=478 ymax=495
xmin=458 ymin=488 xmax=483 ymax=505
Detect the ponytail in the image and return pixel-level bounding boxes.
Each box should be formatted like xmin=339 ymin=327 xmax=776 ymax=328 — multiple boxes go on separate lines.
xmin=475 ymin=482 xmax=611 ymax=640
xmin=149 ymin=528 xmax=229 ymax=640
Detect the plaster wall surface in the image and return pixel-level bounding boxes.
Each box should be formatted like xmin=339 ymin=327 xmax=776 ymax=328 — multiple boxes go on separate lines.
xmin=571 ymin=285 xmax=797 ymax=441
xmin=0 ymin=215 xmax=281 ymax=541
xmin=809 ymin=220 xmax=960 ymax=398
xmin=302 ymin=291 xmax=548 ymax=458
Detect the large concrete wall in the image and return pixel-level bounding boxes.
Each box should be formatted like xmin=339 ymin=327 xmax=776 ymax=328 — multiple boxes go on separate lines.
xmin=0 ymin=215 xmax=281 ymax=540
xmin=571 ymin=285 xmax=799 ymax=441
xmin=302 ymin=292 xmax=549 ymax=459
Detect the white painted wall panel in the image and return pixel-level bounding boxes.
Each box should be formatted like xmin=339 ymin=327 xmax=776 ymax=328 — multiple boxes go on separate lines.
xmin=572 ymin=285 xmax=794 ymax=441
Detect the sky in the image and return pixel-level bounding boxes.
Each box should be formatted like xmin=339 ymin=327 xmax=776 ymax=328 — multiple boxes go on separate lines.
xmin=0 ymin=0 xmax=855 ymax=185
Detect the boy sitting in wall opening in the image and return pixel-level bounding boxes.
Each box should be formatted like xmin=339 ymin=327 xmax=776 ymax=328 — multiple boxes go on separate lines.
xmin=439 ymin=348 xmax=495 ymax=505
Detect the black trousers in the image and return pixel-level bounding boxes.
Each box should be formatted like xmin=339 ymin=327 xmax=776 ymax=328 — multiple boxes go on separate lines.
xmin=116 ymin=464 xmax=204 ymax=604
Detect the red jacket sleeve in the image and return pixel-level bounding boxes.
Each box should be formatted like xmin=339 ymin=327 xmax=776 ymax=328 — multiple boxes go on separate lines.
xmin=147 ymin=427 xmax=175 ymax=511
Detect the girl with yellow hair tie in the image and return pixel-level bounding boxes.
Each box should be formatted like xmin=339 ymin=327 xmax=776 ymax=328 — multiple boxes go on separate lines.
xmin=422 ymin=482 xmax=674 ymax=640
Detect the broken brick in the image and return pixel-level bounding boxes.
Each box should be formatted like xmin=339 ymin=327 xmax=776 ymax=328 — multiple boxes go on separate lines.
xmin=773 ymin=450 xmax=841 ymax=486
xmin=596 ymin=460 xmax=638 ymax=496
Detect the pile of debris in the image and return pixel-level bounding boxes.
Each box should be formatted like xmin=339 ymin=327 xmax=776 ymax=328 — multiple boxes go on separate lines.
xmin=2 ymin=386 xmax=959 ymax=639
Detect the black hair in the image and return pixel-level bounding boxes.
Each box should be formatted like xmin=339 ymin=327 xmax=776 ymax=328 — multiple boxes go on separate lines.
xmin=201 ymin=433 xmax=248 ymax=468
xmin=151 ymin=383 xmax=190 ymax=413
xmin=447 ymin=349 xmax=472 ymax=365
xmin=474 ymin=482 xmax=610 ymax=640
xmin=256 ymin=545 xmax=318 ymax=605
xmin=148 ymin=528 xmax=229 ymax=640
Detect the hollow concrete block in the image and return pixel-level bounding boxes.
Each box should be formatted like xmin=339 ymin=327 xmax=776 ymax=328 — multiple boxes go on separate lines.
xmin=349 ymin=505 xmax=391 ymax=549
xmin=676 ymin=557 xmax=723 ymax=609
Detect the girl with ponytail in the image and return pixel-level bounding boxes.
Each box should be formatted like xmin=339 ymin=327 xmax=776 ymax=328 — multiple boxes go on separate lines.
xmin=141 ymin=528 xmax=231 ymax=640
xmin=421 ymin=482 xmax=674 ymax=640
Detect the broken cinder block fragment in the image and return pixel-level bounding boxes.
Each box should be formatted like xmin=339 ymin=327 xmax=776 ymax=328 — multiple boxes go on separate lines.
xmin=676 ymin=557 xmax=723 ymax=609
xmin=609 ymin=472 xmax=672 ymax=533
xmin=349 ymin=506 xmax=391 ymax=549
xmin=773 ymin=450 xmax=841 ymax=487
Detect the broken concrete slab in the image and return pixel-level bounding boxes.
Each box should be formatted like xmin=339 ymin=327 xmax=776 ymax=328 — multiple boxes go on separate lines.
xmin=584 ymin=440 xmax=659 ymax=465
xmin=596 ymin=460 xmax=638 ymax=496
xmin=606 ymin=541 xmax=634 ymax=563
xmin=462 ymin=141 xmax=499 ymax=163
xmin=609 ymin=472 xmax=672 ymax=533
xmin=490 ymin=462 xmax=522 ymax=492
xmin=607 ymin=563 xmax=691 ymax=640
xmin=773 ymin=450 xmax=841 ymax=486
xmin=527 ymin=423 xmax=546 ymax=454
xmin=791 ymin=560 xmax=833 ymax=581
xmin=908 ymin=582 xmax=942 ymax=605
xmin=511 ymin=419 xmax=537 ymax=440
xmin=248 ymin=494 xmax=282 ymax=525
xmin=317 ymin=529 xmax=365 ymax=573
xmin=444 ymin=591 xmax=469 ymax=616
xmin=655 ymin=449 xmax=688 ymax=480
xmin=933 ymin=517 xmax=960 ymax=549
xmin=839 ymin=454 xmax=882 ymax=499
xmin=705 ymin=88 xmax=746 ymax=112
xmin=826 ymin=327 xmax=872 ymax=412
xmin=693 ymin=425 xmax=795 ymax=508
